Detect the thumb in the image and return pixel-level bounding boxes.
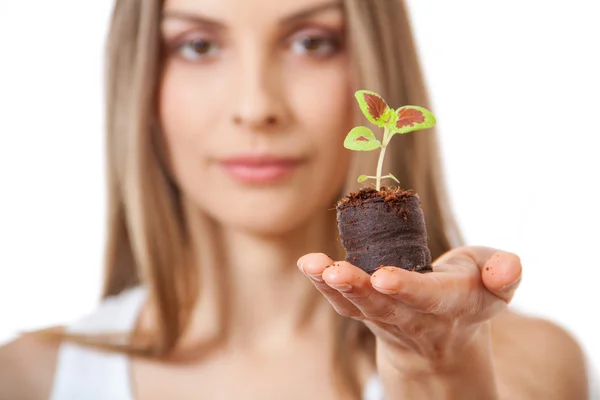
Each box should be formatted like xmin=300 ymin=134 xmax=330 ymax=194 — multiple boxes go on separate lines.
xmin=481 ymin=251 xmax=523 ymax=303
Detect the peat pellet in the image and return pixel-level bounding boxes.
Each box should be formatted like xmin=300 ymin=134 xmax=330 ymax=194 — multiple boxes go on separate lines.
xmin=336 ymin=187 xmax=432 ymax=275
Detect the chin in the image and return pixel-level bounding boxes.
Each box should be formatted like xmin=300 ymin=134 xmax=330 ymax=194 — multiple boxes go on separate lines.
xmin=197 ymin=183 xmax=332 ymax=237
xmin=238 ymin=214 xmax=307 ymax=237
xmin=233 ymin=189 xmax=324 ymax=235
xmin=182 ymin=162 xmax=346 ymax=237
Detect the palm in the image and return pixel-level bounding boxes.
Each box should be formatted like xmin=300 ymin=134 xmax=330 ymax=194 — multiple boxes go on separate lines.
xmin=298 ymin=246 xmax=522 ymax=368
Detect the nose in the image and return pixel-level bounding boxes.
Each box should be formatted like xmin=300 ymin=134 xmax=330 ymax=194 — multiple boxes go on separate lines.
xmin=230 ymin=54 xmax=289 ymax=130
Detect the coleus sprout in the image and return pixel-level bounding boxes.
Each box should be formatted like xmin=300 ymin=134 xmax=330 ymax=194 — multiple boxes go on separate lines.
xmin=344 ymin=90 xmax=437 ymax=191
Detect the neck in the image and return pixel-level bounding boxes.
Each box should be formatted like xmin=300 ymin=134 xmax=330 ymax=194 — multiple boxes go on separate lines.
xmin=186 ymin=203 xmax=341 ymax=351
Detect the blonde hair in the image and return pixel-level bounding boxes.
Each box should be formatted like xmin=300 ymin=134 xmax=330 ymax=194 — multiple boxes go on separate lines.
xmin=54 ymin=0 xmax=462 ymax=398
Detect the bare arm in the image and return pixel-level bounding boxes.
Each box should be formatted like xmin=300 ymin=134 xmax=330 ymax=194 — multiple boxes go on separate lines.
xmin=0 ymin=329 xmax=61 ymax=400
xmin=299 ymin=248 xmax=591 ymax=400
xmin=377 ymin=311 xmax=589 ymax=400
xmin=492 ymin=311 xmax=589 ymax=400
xmin=376 ymin=322 xmax=499 ymax=399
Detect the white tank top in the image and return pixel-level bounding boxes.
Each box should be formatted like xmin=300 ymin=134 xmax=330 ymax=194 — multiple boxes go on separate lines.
xmin=48 ymin=287 xmax=600 ymax=399
xmin=48 ymin=287 xmax=384 ymax=400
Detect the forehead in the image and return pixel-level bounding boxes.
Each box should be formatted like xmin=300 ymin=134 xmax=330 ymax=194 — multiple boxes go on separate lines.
xmin=162 ymin=0 xmax=343 ymax=25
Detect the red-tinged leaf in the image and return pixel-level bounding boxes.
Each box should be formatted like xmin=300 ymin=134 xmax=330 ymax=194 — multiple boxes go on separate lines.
xmin=397 ymin=108 xmax=425 ymax=128
xmin=344 ymin=126 xmax=381 ymax=151
xmin=392 ymin=106 xmax=437 ymax=134
xmin=355 ymin=90 xmax=396 ymax=127
xmin=365 ymin=93 xmax=387 ymax=120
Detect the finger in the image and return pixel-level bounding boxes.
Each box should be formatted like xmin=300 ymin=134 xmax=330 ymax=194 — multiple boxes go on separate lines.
xmin=320 ymin=261 xmax=400 ymax=322
xmin=370 ymin=266 xmax=471 ymax=314
xmin=434 ymin=245 xmax=506 ymax=272
xmin=436 ymin=246 xmax=522 ymax=303
xmin=480 ymin=251 xmax=522 ymax=303
xmin=297 ymin=253 xmax=363 ymax=319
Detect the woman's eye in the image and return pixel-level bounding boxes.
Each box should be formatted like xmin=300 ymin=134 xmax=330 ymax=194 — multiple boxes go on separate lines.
xmin=178 ymin=39 xmax=221 ymax=61
xmin=291 ymin=35 xmax=339 ymax=57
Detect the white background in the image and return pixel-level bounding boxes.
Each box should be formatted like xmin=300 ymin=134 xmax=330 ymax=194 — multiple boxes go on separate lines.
xmin=1 ymin=0 xmax=599 ymax=371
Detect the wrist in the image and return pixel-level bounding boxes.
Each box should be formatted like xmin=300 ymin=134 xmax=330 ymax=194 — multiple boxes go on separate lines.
xmin=378 ymin=322 xmax=491 ymax=374
xmin=376 ymin=323 xmax=499 ymax=399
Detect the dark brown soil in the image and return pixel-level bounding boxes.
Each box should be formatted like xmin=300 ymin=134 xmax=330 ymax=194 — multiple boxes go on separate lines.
xmin=336 ymin=187 xmax=432 ymax=275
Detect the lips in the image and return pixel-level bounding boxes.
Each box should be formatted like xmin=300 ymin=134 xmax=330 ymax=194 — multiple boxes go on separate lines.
xmin=218 ymin=154 xmax=303 ymax=184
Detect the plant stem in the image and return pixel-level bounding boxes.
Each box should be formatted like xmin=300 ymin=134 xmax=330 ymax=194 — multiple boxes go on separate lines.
xmin=376 ymin=128 xmax=390 ymax=191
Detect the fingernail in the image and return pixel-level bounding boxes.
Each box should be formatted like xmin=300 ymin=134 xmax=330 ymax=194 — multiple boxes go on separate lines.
xmin=329 ymin=283 xmax=353 ymax=293
xmin=307 ymin=273 xmax=324 ymax=282
xmin=373 ymin=285 xmax=396 ymax=295
xmin=297 ymin=255 xmax=307 ymax=272
xmin=501 ymin=276 xmax=522 ymax=291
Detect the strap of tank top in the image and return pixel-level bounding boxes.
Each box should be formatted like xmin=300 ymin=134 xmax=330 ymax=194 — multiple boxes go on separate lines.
xmin=362 ymin=373 xmax=384 ymax=400
xmin=49 ymin=286 xmax=146 ymax=400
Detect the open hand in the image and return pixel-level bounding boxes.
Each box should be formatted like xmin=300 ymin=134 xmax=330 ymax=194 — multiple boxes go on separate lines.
xmin=297 ymin=246 xmax=522 ymax=374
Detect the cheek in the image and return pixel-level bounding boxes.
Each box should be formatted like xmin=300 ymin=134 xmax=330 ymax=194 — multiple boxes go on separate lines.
xmin=291 ymin=62 xmax=352 ymax=127
xmin=289 ymin=63 xmax=355 ymax=187
xmin=158 ymin=64 xmax=226 ymax=181
xmin=160 ymin=65 xmax=217 ymax=146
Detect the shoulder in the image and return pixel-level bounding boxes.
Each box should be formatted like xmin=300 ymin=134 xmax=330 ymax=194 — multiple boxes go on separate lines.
xmin=0 ymin=327 xmax=63 ymax=400
xmin=0 ymin=288 xmax=146 ymax=400
xmin=491 ymin=308 xmax=589 ymax=399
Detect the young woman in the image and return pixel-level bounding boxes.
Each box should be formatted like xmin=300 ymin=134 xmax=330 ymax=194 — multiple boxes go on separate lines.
xmin=0 ymin=0 xmax=594 ymax=399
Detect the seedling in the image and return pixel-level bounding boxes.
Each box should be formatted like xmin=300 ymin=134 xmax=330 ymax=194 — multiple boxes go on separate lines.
xmin=336 ymin=90 xmax=436 ymax=274
xmin=343 ymin=90 xmax=437 ymax=191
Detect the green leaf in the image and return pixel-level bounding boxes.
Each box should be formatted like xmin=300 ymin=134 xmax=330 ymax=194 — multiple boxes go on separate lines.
xmin=392 ymin=106 xmax=437 ymax=134
xmin=386 ymin=173 xmax=400 ymax=184
xmin=355 ymin=90 xmax=397 ymax=128
xmin=343 ymin=126 xmax=381 ymax=151
xmin=357 ymin=175 xmax=369 ymax=183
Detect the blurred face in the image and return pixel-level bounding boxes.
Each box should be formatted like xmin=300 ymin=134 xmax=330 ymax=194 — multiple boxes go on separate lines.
xmin=159 ymin=0 xmax=354 ymax=236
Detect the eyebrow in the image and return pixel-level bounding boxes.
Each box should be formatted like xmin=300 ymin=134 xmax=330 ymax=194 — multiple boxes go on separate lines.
xmin=161 ymin=1 xmax=343 ymax=28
